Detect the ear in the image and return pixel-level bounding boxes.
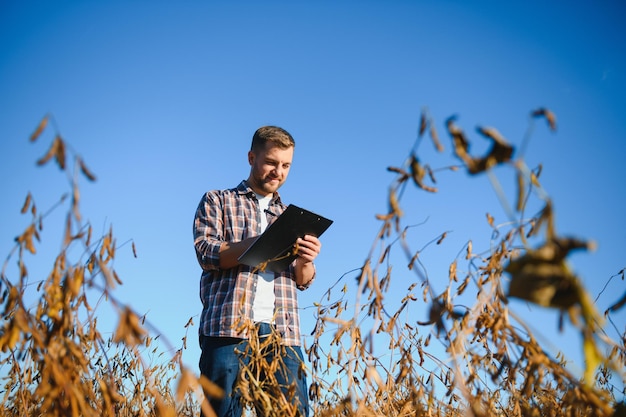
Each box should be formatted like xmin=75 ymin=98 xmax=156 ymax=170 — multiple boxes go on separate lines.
xmin=248 ymin=150 xmax=255 ymax=166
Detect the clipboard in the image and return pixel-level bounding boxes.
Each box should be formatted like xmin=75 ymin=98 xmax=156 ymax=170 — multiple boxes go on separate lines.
xmin=238 ymin=204 xmax=333 ymax=273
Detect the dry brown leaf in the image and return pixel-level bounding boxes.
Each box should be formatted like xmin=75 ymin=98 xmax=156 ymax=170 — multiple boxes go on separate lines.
xmin=532 ymin=107 xmax=557 ymax=131
xmin=19 ymin=259 xmax=28 ymax=279
xmin=535 ymin=200 xmax=555 ymax=240
xmin=112 ymin=307 xmax=147 ymax=346
xmin=63 ymin=213 xmax=72 ymax=246
xmin=388 ymin=188 xmax=403 ymax=217
xmin=20 ymin=193 xmax=33 ymax=214
xmin=16 ymin=224 xmax=39 ymax=254
xmin=387 ymin=166 xmax=409 ymax=182
xmin=69 ymin=266 xmax=84 ymax=297
xmin=30 ymin=115 xmax=48 ymax=142
xmin=486 ymin=212 xmax=494 ymax=227
xmin=447 ymin=118 xmax=515 ymax=175
xmin=113 ymin=270 xmax=122 ymax=285
xmin=426 ymin=164 xmax=437 ymax=184
xmin=78 ymin=157 xmax=97 ymax=181
xmin=86 ymin=225 xmax=92 ymax=246
xmin=473 ymin=125 xmax=515 ymax=173
xmin=54 ymin=136 xmax=66 ymax=170
xmin=446 ymin=116 xmax=471 ymax=163
xmin=419 ymin=110 xmax=427 ymax=137
xmin=516 ymin=170 xmax=525 ymax=212
xmin=448 ymin=260 xmax=457 ymax=281
xmin=505 ymin=237 xmax=595 ymax=308
xmin=408 ymin=251 xmax=419 ymax=270
xmin=410 ymin=154 xmax=438 ymax=192
xmin=37 ymin=135 xmax=66 ymax=170
xmin=606 ymin=289 xmax=626 ymax=314
xmin=430 ymin=122 xmax=443 ymax=152
xmin=36 ymin=137 xmax=57 ymax=166
xmin=72 ymin=186 xmax=81 ymax=221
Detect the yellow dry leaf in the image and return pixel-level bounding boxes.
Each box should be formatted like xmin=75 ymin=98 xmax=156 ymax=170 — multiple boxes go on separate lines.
xmin=69 ymin=266 xmax=84 ymax=297
xmin=582 ymin=330 xmax=602 ymax=386
xmin=17 ymin=224 xmax=38 ymax=254
xmin=198 ymin=374 xmax=225 ymax=400
xmin=46 ymin=286 xmax=64 ymax=320
xmin=86 ymin=252 xmax=96 ymax=273
xmin=113 ymin=307 xmax=147 ymax=346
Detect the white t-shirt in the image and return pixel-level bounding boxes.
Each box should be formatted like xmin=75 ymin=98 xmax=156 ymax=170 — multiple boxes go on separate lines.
xmin=251 ymin=194 xmax=276 ymax=323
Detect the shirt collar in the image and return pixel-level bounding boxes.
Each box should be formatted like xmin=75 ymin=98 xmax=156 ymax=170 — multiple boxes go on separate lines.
xmin=237 ymin=180 xmax=282 ymax=205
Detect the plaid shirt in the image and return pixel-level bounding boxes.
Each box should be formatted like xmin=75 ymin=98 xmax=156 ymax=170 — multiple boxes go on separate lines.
xmin=193 ymin=180 xmax=312 ymax=346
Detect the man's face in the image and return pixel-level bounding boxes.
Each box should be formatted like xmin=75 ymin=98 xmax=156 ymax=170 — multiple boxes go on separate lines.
xmin=247 ymin=143 xmax=294 ymax=196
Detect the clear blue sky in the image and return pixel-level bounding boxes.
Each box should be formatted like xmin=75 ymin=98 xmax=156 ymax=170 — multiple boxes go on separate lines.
xmin=1 ymin=0 xmax=624 ymax=383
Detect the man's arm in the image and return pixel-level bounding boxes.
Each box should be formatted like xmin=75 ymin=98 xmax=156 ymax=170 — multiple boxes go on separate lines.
xmin=194 ymin=191 xmax=258 ymax=272
xmin=217 ymin=237 xmax=258 ymax=269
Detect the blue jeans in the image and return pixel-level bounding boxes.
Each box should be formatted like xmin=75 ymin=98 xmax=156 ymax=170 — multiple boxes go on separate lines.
xmin=199 ymin=323 xmax=309 ymax=417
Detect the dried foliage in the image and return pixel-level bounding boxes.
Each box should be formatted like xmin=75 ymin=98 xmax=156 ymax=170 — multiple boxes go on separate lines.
xmin=1 ymin=111 xmax=625 ymax=417
xmin=1 ymin=115 xmax=206 ymax=417
xmin=306 ymin=108 xmax=625 ymax=417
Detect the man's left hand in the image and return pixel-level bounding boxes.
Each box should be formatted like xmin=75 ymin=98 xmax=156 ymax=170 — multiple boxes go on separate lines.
xmin=295 ymin=234 xmax=321 ymax=264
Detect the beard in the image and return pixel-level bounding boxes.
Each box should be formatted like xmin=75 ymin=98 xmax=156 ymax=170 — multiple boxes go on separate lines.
xmin=249 ymin=172 xmax=283 ymax=195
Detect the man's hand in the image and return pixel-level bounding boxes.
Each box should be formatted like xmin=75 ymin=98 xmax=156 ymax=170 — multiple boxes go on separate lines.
xmin=295 ymin=235 xmax=321 ymax=264
xmin=294 ymin=234 xmax=321 ymax=287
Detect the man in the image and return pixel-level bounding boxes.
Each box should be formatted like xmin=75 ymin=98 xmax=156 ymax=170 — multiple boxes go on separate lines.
xmin=193 ymin=126 xmax=321 ymax=417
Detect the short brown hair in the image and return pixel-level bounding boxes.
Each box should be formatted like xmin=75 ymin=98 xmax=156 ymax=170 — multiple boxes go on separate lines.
xmin=250 ymin=126 xmax=295 ymax=152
